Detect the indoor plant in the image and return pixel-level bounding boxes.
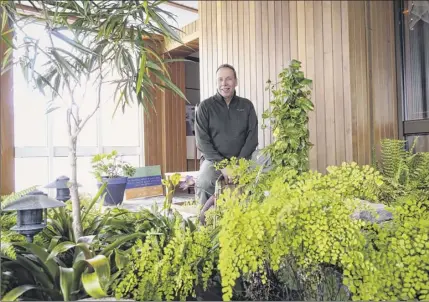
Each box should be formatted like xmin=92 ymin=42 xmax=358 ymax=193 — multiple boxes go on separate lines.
xmin=1 ymin=0 xmax=186 ymax=240
xmin=91 ymin=150 xmax=136 ymax=206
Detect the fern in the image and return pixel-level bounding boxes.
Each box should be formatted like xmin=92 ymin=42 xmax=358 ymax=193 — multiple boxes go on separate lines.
xmin=378 ymin=138 xmax=429 ymax=204
xmin=379 ymin=139 xmax=408 ymax=183
xmin=1 ymin=186 xmax=38 ymax=209
xmin=1 ymin=187 xmax=37 ymax=258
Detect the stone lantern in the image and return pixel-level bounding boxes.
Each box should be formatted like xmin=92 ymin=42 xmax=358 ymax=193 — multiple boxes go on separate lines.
xmin=2 ymin=190 xmax=66 ymax=242
xmin=44 ymin=175 xmax=80 ymax=202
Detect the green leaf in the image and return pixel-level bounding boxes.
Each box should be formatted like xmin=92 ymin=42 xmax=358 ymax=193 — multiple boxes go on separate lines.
xmin=136 ymin=52 xmax=147 ymax=94
xmin=53 ymin=47 xmax=89 ymax=71
xmin=17 ymin=242 xmax=59 ymax=281
xmin=46 ymin=241 xmax=77 ymax=261
xmin=81 ymin=255 xmax=110 ymax=298
xmin=100 ymin=232 xmax=145 ymax=256
xmin=51 ymin=30 xmax=96 ymax=55
xmin=51 ymin=50 xmax=79 ymax=83
xmin=59 ymin=267 xmax=74 ymax=301
xmin=151 ymin=69 xmax=187 ymax=102
xmin=2 ymin=285 xmax=36 ymax=301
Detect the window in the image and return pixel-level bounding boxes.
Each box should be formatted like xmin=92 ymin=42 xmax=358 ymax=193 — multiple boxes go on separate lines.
xmin=397 ymin=0 xmax=429 ymax=151
xmin=13 ymin=22 xmax=145 ymax=194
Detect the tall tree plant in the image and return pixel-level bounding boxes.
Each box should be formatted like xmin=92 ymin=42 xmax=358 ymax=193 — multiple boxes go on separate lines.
xmin=1 ymin=0 xmax=187 ymax=239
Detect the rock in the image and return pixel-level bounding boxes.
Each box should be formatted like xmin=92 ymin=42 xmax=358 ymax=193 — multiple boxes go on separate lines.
xmin=351 ymin=200 xmax=393 ymax=223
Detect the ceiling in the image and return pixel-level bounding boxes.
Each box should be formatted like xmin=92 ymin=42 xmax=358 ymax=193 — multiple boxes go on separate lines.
xmin=158 ymin=1 xmax=199 ymax=28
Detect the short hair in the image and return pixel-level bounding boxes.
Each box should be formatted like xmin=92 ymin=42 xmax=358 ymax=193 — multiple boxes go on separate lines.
xmin=216 ymin=64 xmax=237 ymax=79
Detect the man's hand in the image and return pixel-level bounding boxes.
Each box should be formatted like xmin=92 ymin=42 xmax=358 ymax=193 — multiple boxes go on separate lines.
xmin=220 ymin=167 xmax=234 ymax=184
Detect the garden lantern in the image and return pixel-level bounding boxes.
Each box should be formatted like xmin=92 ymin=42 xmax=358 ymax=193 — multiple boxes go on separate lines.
xmin=2 ymin=190 xmax=66 ymax=242
xmin=44 ymin=175 xmax=80 ymax=202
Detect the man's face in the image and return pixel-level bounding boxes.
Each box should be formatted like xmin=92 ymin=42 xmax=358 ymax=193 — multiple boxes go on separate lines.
xmin=217 ymin=67 xmax=237 ymax=99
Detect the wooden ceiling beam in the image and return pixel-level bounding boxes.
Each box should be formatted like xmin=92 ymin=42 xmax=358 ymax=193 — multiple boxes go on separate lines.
xmin=164 ymin=2 xmax=198 ymax=14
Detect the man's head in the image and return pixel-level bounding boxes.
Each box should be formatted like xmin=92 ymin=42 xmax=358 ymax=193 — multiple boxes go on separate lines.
xmin=216 ymin=64 xmax=237 ymax=100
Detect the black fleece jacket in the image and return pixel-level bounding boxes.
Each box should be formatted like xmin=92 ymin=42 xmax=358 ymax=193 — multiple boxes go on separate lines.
xmin=195 ymin=92 xmax=258 ymax=162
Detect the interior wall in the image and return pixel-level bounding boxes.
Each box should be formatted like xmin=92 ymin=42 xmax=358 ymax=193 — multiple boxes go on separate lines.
xmin=199 ymin=0 xmax=398 ymax=170
xmin=0 ymin=16 xmax=15 ymax=194
xmin=348 ymin=1 xmax=398 ymax=164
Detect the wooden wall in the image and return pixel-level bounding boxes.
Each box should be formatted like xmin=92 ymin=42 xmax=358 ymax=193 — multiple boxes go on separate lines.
xmin=144 ymin=61 xmax=187 ymax=174
xmin=199 ymin=0 xmax=398 ymax=170
xmin=0 ymin=17 xmax=15 ymax=195
xmin=348 ymin=1 xmax=398 ymax=164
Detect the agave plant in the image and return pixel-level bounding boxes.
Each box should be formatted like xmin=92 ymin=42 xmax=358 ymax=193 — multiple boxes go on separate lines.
xmin=1 ymin=0 xmax=187 ymax=239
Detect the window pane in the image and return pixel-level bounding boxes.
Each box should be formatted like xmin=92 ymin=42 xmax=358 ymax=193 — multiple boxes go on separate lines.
xmin=406 ymin=135 xmax=429 ymax=152
xmin=101 ymin=99 xmax=140 ymax=147
xmin=404 ymin=14 xmax=429 ymax=121
xmin=14 ymin=157 xmax=49 ymax=191
xmin=122 ymin=155 xmax=141 ymax=168
xmin=13 ymin=79 xmax=48 ymax=147
xmin=52 ymin=106 xmax=97 ymax=147
xmin=52 ymin=156 xmax=97 ymax=195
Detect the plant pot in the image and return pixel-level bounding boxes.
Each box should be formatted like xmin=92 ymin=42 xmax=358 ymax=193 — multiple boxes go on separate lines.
xmin=97 ymin=176 xmax=128 ymax=206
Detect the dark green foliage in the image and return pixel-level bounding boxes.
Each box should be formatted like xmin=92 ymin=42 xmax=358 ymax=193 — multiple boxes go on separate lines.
xmin=262 ymin=60 xmax=314 ymax=172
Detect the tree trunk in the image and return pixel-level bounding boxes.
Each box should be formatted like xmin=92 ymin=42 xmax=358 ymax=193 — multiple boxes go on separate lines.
xmin=69 ymin=135 xmax=83 ymax=240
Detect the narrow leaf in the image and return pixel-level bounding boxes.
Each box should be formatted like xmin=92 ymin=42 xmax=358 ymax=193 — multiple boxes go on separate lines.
xmin=46 ymin=241 xmax=76 ymax=261
xmin=59 ymin=267 xmax=74 ymax=301
xmin=2 ymin=285 xmax=36 ymax=301
xmin=136 ymin=52 xmax=147 ymax=94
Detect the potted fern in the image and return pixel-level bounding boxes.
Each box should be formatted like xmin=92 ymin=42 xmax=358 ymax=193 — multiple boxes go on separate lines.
xmin=91 ymin=150 xmax=136 ymax=206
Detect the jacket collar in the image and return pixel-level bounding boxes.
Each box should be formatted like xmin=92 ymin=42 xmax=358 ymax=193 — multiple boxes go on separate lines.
xmin=214 ymin=90 xmax=237 ymax=106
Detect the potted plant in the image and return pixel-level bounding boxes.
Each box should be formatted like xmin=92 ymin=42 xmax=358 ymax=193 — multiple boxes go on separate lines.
xmin=91 ymin=150 xmax=136 ymax=206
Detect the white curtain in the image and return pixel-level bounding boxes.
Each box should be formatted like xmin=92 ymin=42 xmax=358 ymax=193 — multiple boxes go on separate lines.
xmin=409 ymin=0 xmax=429 ymax=29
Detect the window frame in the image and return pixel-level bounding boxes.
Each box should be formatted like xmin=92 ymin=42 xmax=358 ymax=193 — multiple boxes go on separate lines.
xmin=395 ymin=0 xmax=429 ymax=140
xmin=13 ymin=19 xmax=146 ymax=191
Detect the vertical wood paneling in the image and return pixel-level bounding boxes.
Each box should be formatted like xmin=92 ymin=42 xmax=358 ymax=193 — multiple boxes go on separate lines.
xmin=261 ymin=1 xmax=270 ymax=146
xmin=144 ymin=85 xmax=163 ymax=167
xmin=369 ymin=0 xmax=398 ymax=157
xmin=305 ymin=1 xmax=318 ymax=169
xmin=243 ymin=1 xmax=251 ymax=98
xmin=255 ymin=1 xmax=264 ymax=145
xmin=332 ymin=1 xmax=346 ymax=164
xmin=0 ymin=18 xmax=15 ymax=194
xmin=341 ymin=1 xmax=354 ymax=162
xmin=145 ymin=61 xmax=186 ymax=174
xmin=348 ymin=1 xmax=371 ymax=165
xmin=200 ymin=1 xmax=208 ymax=100
xmin=237 ymin=1 xmax=244 ymax=96
xmin=313 ymin=1 xmax=327 ymax=170
xmin=249 ymin=1 xmax=257 ymax=131
xmin=199 ymin=0 xmax=398 ymax=171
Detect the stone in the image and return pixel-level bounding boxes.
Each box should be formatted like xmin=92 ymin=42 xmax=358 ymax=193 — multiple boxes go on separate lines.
xmin=351 ymin=200 xmax=393 ymax=223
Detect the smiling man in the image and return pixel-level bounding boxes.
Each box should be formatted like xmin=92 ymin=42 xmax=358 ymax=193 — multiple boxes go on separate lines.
xmin=195 ymin=64 xmax=258 ymax=206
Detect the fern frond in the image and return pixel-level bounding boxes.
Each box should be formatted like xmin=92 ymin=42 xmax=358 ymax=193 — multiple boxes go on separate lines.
xmin=1 ymin=186 xmax=38 ymax=209
xmin=380 ymin=139 xmax=407 ymax=183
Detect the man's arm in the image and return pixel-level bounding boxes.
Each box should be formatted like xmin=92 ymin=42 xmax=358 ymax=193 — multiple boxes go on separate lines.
xmin=195 ymin=102 xmax=225 ymax=162
xmin=238 ymin=102 xmax=258 ymax=159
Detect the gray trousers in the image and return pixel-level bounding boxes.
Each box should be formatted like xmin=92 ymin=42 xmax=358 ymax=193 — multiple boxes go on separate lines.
xmin=195 ymin=159 xmax=222 ymax=206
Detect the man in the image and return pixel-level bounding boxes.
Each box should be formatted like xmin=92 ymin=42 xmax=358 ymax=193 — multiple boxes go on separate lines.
xmin=195 ymin=64 xmax=258 ymax=206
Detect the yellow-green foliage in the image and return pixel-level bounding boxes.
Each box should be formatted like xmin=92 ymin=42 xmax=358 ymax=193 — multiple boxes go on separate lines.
xmin=114 ymin=219 xmax=215 ymax=301
xmin=216 ymin=169 xmax=368 ymax=301
xmin=344 ymin=194 xmax=429 ymax=300
xmin=215 ymin=160 xmax=428 ymax=301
